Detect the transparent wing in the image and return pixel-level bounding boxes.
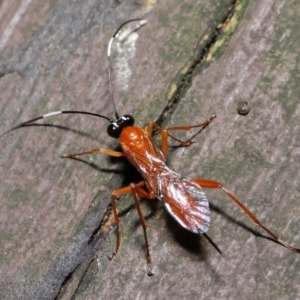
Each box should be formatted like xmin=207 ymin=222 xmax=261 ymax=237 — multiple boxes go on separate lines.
xmin=158 ymin=176 xmax=210 ymax=234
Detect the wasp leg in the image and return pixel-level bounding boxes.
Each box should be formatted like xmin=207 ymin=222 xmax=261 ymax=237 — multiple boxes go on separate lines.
xmin=61 ymin=148 xmax=124 ymax=158
xmin=147 ymin=116 xmax=215 ymax=156
xmin=109 ymin=181 xmax=156 ymax=276
xmin=193 ymin=178 xmax=300 ymax=253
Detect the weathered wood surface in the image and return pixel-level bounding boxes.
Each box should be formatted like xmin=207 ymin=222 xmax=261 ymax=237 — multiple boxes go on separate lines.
xmin=0 ymin=0 xmax=300 ymax=299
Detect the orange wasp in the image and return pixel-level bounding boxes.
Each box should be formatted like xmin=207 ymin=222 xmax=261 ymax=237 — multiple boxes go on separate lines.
xmin=2 ymin=19 xmax=299 ymax=276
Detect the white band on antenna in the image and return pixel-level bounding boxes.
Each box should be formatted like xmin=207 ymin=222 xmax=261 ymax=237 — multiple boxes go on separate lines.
xmin=107 ymin=37 xmax=114 ymax=57
xmin=43 ymin=111 xmax=62 ymax=118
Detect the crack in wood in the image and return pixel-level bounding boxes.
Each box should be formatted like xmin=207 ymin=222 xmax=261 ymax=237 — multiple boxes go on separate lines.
xmin=154 ymin=0 xmax=249 ymax=126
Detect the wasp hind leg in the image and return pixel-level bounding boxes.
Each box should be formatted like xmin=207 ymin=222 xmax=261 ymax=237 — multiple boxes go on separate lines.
xmin=193 ymin=178 xmax=300 ymax=253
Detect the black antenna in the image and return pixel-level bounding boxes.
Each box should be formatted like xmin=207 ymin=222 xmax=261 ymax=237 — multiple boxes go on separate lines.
xmin=0 ymin=111 xmax=113 ymax=138
xmin=1 ymin=19 xmax=146 ymax=138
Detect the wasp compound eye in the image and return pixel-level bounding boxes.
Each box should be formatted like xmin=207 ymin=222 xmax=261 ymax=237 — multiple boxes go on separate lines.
xmin=122 ymin=115 xmax=135 ymax=127
xmin=107 ymin=123 xmax=122 ymax=138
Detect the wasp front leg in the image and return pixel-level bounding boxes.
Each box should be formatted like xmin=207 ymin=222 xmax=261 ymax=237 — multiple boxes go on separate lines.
xmin=61 ymin=147 xmax=124 ymax=158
